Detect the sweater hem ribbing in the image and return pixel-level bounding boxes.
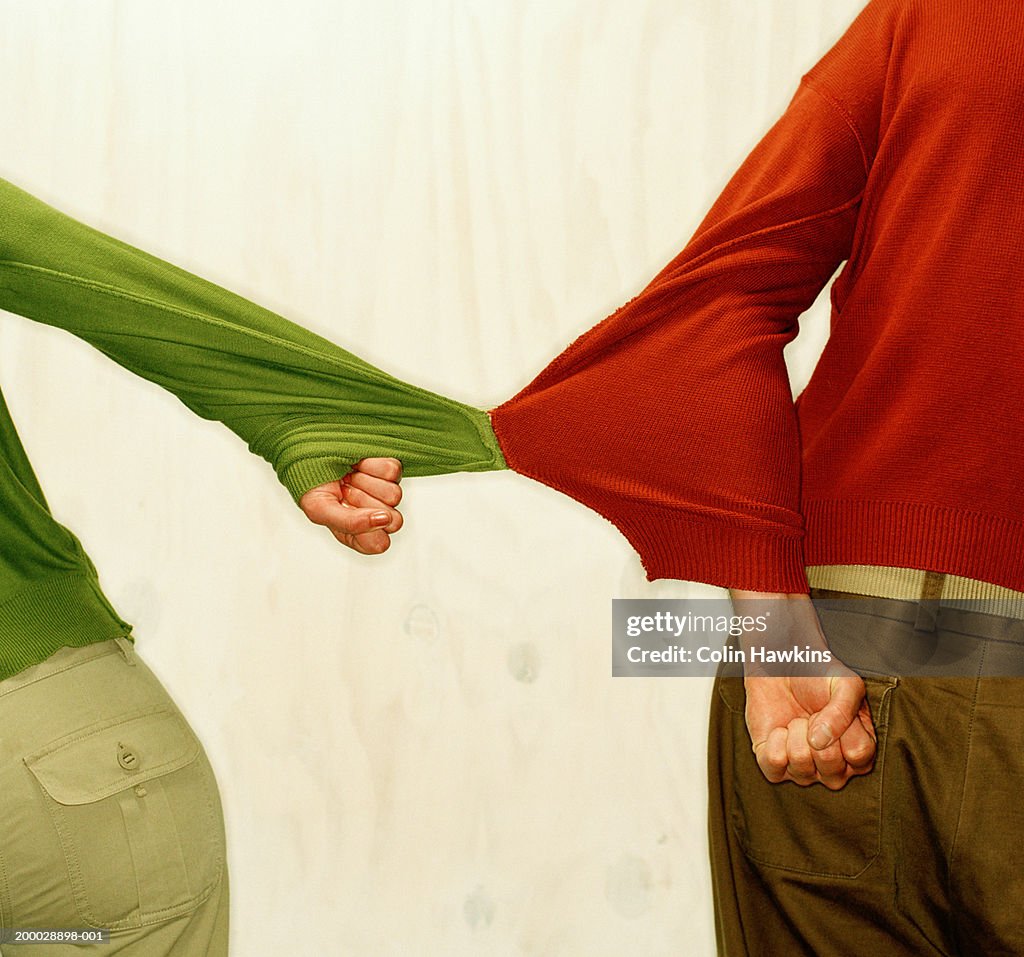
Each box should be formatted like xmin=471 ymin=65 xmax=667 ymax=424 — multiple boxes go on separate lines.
xmin=803 ymin=499 xmax=1024 ymax=594
xmin=491 ymin=391 xmax=1024 ymax=591
xmin=0 ymin=571 xmax=134 ymax=684
xmin=606 ymin=498 xmax=1024 ymax=595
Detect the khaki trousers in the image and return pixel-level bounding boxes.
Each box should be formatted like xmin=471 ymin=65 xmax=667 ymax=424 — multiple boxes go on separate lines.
xmin=709 ymin=590 xmax=1024 ymax=956
xmin=0 ymin=639 xmax=228 ymax=955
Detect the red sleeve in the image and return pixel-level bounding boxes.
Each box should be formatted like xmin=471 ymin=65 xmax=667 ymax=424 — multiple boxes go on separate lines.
xmin=487 ymin=0 xmax=900 ymax=593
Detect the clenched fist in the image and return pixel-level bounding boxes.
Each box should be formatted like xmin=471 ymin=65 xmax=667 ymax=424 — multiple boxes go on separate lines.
xmin=299 ymin=457 xmax=404 ymax=555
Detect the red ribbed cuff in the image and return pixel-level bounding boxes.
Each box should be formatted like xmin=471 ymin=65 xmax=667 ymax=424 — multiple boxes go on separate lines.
xmin=611 ymin=505 xmax=810 ymax=593
xmin=488 ymin=406 xmax=810 ymax=593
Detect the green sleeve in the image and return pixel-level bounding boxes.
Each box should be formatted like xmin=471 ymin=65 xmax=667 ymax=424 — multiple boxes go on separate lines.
xmin=0 ymin=175 xmax=506 ymax=502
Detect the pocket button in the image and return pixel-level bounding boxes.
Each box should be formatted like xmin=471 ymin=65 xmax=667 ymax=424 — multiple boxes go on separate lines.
xmin=117 ymin=742 xmax=141 ymax=772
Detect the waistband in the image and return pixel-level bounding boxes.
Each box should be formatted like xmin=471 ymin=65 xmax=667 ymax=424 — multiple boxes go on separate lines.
xmin=0 ymin=636 xmax=131 ymax=700
xmin=807 ymin=564 xmax=1024 ymax=620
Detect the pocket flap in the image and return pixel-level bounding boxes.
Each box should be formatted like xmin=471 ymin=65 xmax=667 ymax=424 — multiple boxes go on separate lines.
xmin=24 ymin=707 xmax=200 ymax=806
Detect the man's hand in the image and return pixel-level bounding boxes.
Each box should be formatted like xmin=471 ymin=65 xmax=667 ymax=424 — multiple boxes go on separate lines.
xmin=298 ymin=458 xmax=403 ymax=554
xmin=729 ymin=590 xmax=877 ymax=790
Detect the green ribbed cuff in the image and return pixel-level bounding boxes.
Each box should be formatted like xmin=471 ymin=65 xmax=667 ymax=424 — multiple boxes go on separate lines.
xmin=263 ymin=404 xmax=508 ymax=504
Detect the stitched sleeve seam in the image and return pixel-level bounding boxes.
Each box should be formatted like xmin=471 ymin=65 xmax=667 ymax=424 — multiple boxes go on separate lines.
xmin=799 ymin=76 xmax=871 ymax=178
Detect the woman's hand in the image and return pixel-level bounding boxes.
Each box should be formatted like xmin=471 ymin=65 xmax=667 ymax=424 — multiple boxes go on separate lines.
xmin=299 ymin=458 xmax=404 ymax=554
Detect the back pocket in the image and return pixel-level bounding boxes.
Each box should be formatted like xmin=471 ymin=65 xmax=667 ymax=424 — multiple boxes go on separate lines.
xmin=23 ymin=704 xmax=225 ymax=929
xmin=717 ymin=673 xmax=898 ymax=877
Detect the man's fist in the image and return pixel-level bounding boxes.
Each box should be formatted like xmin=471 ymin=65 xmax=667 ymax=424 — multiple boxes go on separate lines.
xmin=743 ymin=671 xmax=877 ymax=790
xmin=728 ymin=590 xmax=877 ymax=790
xmin=298 ymin=457 xmax=403 ymax=554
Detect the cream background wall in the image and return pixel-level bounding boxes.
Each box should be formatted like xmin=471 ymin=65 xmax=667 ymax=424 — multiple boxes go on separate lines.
xmin=0 ymin=1 xmax=865 ymax=953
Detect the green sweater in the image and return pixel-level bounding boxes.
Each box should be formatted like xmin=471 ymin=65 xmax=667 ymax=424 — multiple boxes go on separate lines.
xmin=0 ymin=175 xmax=507 ymax=681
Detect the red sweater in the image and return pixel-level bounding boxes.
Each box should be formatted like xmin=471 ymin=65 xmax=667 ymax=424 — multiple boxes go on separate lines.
xmin=488 ymin=0 xmax=1024 ymax=595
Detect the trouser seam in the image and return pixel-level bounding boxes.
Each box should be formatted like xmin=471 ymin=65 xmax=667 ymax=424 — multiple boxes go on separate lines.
xmin=0 ymin=839 xmax=11 ymax=931
xmin=943 ymin=642 xmax=986 ymax=950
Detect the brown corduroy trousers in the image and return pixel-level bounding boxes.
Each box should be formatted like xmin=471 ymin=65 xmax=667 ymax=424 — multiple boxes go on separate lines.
xmin=709 ymin=588 xmax=1024 ymax=956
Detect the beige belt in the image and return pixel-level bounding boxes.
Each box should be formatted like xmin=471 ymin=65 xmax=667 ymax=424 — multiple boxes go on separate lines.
xmin=807 ymin=564 xmax=1024 ymax=620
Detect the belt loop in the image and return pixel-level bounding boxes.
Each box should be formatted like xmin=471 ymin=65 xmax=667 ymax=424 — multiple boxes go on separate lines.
xmin=915 ymin=571 xmax=946 ymax=632
xmin=114 ymin=635 xmax=136 ymax=666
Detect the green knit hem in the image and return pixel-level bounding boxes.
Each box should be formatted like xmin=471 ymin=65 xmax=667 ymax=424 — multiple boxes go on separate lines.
xmin=276 ymin=406 xmax=509 ymax=504
xmin=0 ymin=572 xmax=134 ymax=683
